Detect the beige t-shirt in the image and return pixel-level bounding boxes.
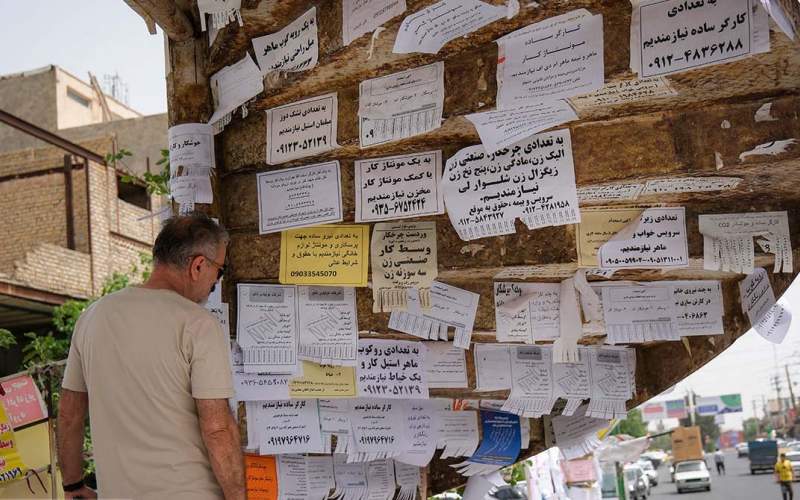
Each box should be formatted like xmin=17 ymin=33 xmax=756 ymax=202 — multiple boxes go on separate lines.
xmin=62 ymin=286 xmax=234 ymax=500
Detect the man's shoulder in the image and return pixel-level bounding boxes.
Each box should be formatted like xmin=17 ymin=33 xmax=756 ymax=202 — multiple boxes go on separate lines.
xmin=85 ymin=287 xmax=214 ymax=322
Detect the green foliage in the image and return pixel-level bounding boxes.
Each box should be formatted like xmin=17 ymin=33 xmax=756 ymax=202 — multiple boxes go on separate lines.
xmin=612 ymin=409 xmax=648 ymax=438
xmin=652 ymin=433 xmax=673 ymax=451
xmin=104 ymin=148 xmax=132 ymax=167
xmin=52 ymin=300 xmax=89 ymax=337
xmin=507 ymin=459 xmax=532 ymax=486
xmin=0 ymin=329 xmax=17 ymax=350
xmin=21 ymin=332 xmax=70 ymax=368
xmin=743 ymin=418 xmax=760 ymax=441
xmin=119 ymin=148 xmax=170 ymax=196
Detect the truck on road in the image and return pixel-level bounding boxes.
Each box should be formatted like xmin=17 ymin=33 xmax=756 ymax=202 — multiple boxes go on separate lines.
xmin=748 ymin=440 xmax=778 ymax=474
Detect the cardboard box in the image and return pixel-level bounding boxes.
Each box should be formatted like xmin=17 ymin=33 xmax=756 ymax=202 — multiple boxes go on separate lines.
xmin=672 ymin=426 xmax=704 ymax=462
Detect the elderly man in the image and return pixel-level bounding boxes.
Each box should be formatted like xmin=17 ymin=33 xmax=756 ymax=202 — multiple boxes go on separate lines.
xmin=57 ymin=214 xmax=244 ymax=500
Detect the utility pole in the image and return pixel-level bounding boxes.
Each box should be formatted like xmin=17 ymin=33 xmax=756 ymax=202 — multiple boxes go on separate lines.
xmin=786 ymin=365 xmax=798 ymax=414
xmin=753 ymin=399 xmax=761 ymax=435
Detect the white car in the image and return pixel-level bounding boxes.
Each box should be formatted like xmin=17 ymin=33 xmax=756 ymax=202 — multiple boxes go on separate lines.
xmin=786 ymin=451 xmax=800 ymax=480
xmin=674 ymin=460 xmax=711 ymax=493
xmin=638 ymin=460 xmax=659 ymax=487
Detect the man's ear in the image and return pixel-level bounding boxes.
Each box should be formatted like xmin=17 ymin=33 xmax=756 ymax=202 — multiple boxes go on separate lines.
xmin=189 ymin=255 xmax=205 ymax=280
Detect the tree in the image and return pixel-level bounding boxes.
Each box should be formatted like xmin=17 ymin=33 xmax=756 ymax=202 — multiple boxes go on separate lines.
xmin=612 ymin=409 xmax=648 ymax=438
xmin=744 ymin=418 xmax=760 ymax=441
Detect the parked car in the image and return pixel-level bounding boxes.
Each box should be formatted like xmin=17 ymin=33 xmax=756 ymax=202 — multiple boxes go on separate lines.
xmin=674 ymin=460 xmax=711 ymax=493
xmin=749 ymin=440 xmax=779 ymax=474
xmin=736 ymin=442 xmax=749 ymax=457
xmin=624 ymin=464 xmax=649 ymax=500
xmin=641 ymin=450 xmax=667 ymax=468
xmin=786 ymin=451 xmax=800 ymax=481
xmin=638 ymin=460 xmax=659 ymax=487
xmin=490 ymin=486 xmax=525 ymax=500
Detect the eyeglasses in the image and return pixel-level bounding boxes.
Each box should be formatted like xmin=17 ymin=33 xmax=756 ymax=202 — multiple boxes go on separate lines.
xmin=198 ymin=255 xmax=226 ymax=280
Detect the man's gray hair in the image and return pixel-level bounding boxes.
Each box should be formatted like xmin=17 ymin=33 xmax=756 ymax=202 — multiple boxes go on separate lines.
xmin=152 ymin=213 xmax=229 ymax=268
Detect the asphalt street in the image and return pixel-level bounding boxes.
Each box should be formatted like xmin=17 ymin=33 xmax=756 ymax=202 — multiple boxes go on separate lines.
xmin=648 ymin=450 xmax=790 ymax=500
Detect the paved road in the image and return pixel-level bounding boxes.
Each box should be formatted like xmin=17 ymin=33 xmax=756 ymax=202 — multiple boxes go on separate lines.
xmin=648 ymin=450 xmax=792 ymax=500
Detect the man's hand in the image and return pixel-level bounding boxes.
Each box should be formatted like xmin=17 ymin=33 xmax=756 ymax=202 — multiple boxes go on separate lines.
xmin=64 ymin=485 xmax=97 ymax=499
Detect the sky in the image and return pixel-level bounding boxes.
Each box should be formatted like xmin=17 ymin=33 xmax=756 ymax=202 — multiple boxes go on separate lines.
xmin=643 ymin=274 xmax=800 ymax=432
xmin=0 ymin=0 xmax=166 ymax=115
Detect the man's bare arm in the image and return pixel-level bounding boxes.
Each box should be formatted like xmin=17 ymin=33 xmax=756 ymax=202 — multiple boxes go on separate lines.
xmin=57 ymin=389 xmax=96 ymax=498
xmin=196 ymin=399 xmax=246 ymax=500
xmin=57 ymin=389 xmax=88 ymax=484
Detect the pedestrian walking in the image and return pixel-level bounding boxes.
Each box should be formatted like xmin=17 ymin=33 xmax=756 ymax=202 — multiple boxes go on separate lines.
xmin=776 ymin=453 xmax=795 ymax=500
xmin=714 ymin=448 xmax=726 ymax=475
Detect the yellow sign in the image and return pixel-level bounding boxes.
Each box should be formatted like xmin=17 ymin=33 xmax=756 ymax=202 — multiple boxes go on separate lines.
xmin=280 ymin=225 xmax=370 ymax=286
xmin=289 ymin=361 xmax=357 ymax=397
xmin=0 ymin=400 xmax=26 ymax=483
xmin=575 ymin=207 xmax=643 ymax=267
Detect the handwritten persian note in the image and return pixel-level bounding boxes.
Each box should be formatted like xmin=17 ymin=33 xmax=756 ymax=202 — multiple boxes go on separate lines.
xmin=355 ymin=151 xmax=444 ymax=223
xmin=209 ymin=54 xmax=264 ymax=130
xmin=246 ymin=454 xmax=278 ymax=500
xmin=496 ymin=9 xmax=604 ymax=109
xmin=739 ymin=268 xmax=791 ymax=344
xmin=254 ymin=400 xmax=325 ymax=454
xmin=357 ymin=339 xmax=429 ymax=399
xmin=252 ymin=7 xmax=318 ymax=75
xmin=569 ymin=76 xmax=677 ymax=110
xmin=280 ymin=225 xmax=370 ymax=287
xmin=236 ymin=284 xmax=299 ymax=374
xmin=198 ymin=0 xmax=243 ymax=32
xmin=298 ymin=286 xmax=358 ymax=366
xmin=474 ymin=344 xmax=512 ymax=391
xmin=393 ymin=0 xmax=508 ymax=54
xmin=265 ymin=93 xmax=338 ymax=165
xmin=436 ymin=410 xmax=480 ymax=458
xmin=343 ymin=0 xmax=407 ymax=46
xmin=231 ymin=342 xmax=291 ymax=400
xmin=494 ymin=282 xmax=560 ymax=343
xmin=466 ymin=101 xmax=578 ymax=154
xmin=257 ymin=161 xmax=342 ymax=233
xmin=699 ymin=211 xmax=792 ymax=274
xmin=389 ymin=281 xmax=480 ymax=348
xmin=168 ymin=123 xmax=214 ymax=170
xmin=630 ymin=0 xmax=770 ymax=77
xmin=641 ymin=177 xmax=741 ymax=196
xmin=502 ymin=346 xmax=556 ymax=417
xmin=289 ymin=361 xmax=357 ymax=397
xmin=442 ymin=128 xmax=580 ymax=240
xmin=371 ymin=222 xmax=438 ymax=312
xmin=586 ymin=347 xmax=632 ymax=419
xmin=424 ymin=342 xmax=469 ymax=389
xmin=577 ymin=183 xmax=644 ymax=202
xmin=366 ymin=460 xmax=396 ymax=500
xmin=359 ymin=62 xmax=444 ymax=148
xmin=396 ymin=400 xmax=438 ymax=466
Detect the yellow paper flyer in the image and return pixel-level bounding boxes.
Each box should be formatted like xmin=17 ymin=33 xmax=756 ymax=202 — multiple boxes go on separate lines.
xmin=575 ymin=207 xmax=644 ymax=267
xmin=289 ymin=361 xmax=357 ymax=397
xmin=0 ymin=400 xmax=26 ymax=483
xmin=280 ymin=225 xmax=370 ymax=286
